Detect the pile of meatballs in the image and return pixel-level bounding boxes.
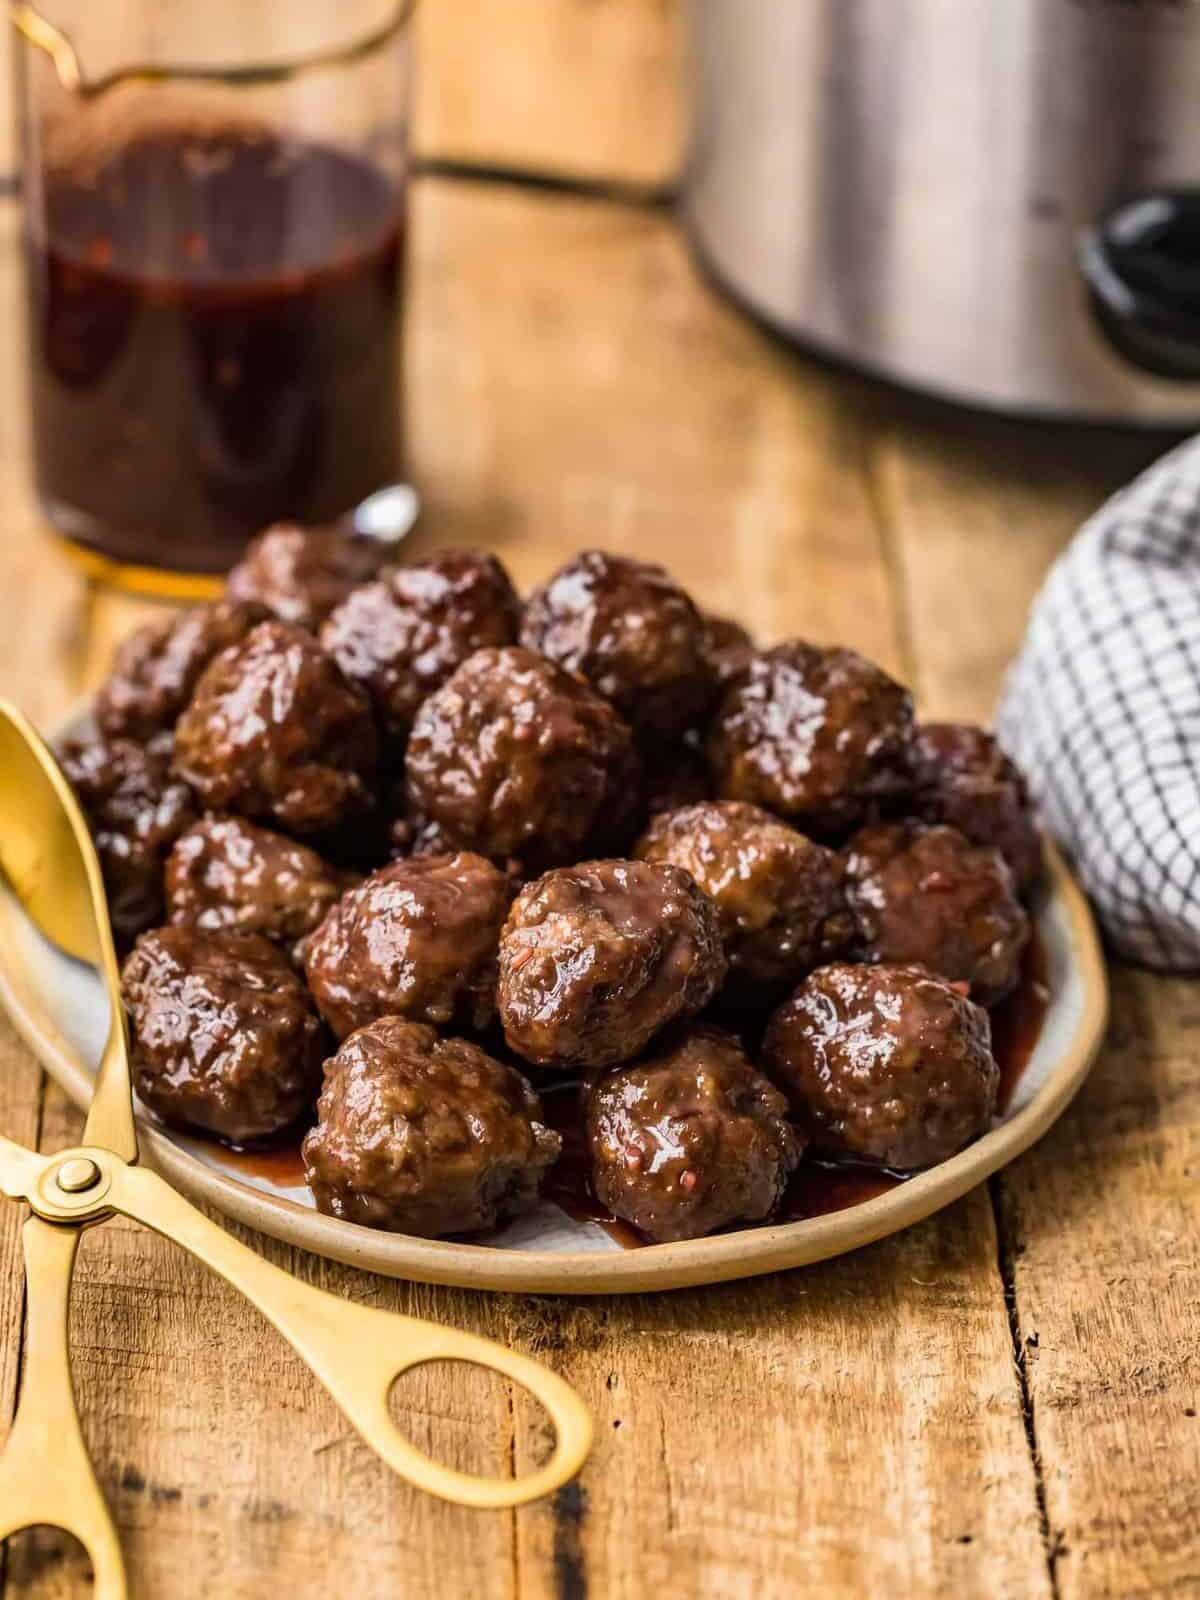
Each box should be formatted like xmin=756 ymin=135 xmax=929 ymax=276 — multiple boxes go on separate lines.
xmin=63 ymin=523 xmax=1044 ymax=1245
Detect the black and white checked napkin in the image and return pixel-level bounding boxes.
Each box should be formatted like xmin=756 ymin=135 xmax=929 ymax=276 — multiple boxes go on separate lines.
xmin=997 ymin=434 xmax=1200 ymax=971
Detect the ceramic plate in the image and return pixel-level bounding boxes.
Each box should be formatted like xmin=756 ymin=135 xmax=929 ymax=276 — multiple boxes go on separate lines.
xmin=0 ymin=714 xmax=1107 ymax=1294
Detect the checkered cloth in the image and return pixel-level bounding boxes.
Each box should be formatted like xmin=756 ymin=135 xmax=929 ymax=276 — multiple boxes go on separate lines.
xmin=996 ymin=434 xmax=1200 ymax=970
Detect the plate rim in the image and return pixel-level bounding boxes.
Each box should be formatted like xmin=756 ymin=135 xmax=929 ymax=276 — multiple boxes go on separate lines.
xmin=0 ymin=793 xmax=1107 ymax=1294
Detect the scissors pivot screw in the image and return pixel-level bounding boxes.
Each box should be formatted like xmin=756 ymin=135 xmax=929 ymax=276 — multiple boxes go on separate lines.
xmin=56 ymin=1157 xmax=101 ymax=1194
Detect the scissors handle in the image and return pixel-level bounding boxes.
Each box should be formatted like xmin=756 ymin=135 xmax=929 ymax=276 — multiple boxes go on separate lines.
xmin=113 ymin=1162 xmax=592 ymax=1508
xmin=0 ymin=1216 xmax=126 ymax=1598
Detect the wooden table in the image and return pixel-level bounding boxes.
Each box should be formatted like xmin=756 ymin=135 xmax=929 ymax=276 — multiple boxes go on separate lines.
xmin=1 ymin=6 xmax=1197 ymax=1595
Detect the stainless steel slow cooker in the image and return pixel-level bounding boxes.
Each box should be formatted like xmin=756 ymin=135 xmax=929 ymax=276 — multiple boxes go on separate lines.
xmin=684 ymin=0 xmax=1200 ymax=424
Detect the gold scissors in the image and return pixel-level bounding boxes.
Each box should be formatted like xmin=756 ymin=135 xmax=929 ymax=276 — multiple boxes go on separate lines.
xmin=0 ymin=701 xmax=592 ymax=1598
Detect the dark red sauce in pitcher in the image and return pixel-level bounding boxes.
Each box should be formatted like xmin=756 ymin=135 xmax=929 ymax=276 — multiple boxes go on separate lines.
xmin=23 ymin=126 xmax=405 ymax=576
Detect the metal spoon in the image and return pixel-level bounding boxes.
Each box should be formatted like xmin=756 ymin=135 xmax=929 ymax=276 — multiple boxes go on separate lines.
xmin=350 ymin=481 xmax=421 ymax=544
xmin=0 ymin=701 xmax=591 ymax=1598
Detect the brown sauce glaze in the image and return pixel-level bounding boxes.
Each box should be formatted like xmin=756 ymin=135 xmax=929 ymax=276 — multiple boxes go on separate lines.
xmin=202 ymin=926 xmax=1050 ymax=1241
xmin=778 ymin=1161 xmax=904 ymax=1220
xmin=218 ymin=1139 xmax=308 ymax=1188
xmin=990 ymin=925 xmax=1050 ymax=1114
xmin=204 ymin=1127 xmax=308 ymax=1188
xmin=539 ymin=1081 xmax=645 ymax=1249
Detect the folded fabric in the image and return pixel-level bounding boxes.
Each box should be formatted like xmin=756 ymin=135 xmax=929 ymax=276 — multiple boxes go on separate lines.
xmin=996 ymin=434 xmax=1200 ymax=971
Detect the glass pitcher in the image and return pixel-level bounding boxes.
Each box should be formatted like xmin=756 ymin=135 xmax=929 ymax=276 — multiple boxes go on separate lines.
xmin=12 ymin=0 xmax=412 ymax=594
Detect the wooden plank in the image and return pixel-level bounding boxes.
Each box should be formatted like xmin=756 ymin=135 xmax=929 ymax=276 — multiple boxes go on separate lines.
xmin=0 ymin=2 xmax=683 ymax=190
xmin=875 ymin=407 xmax=1200 ymax=1599
xmin=403 ymin=179 xmax=904 ymax=672
xmin=996 ymin=970 xmax=1200 ymax=1600
xmin=868 ymin=404 xmax=1164 ymax=718
xmin=510 ymin=1198 xmax=1051 ymax=1598
xmin=414 ymin=0 xmax=682 ymax=187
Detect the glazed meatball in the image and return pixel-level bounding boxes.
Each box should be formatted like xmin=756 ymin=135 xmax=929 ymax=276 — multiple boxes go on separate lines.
xmin=498 ymin=859 xmax=727 ymax=1070
xmin=704 ymin=612 xmax=755 ymax=691
xmin=302 ymin=1019 xmax=561 ymax=1236
xmin=844 ymin=820 xmax=1029 ymax=1006
xmin=95 ymin=599 xmax=268 ymax=743
xmin=173 ymin=621 xmax=377 ymax=836
xmin=165 ymin=815 xmax=347 ymax=961
xmin=707 ymin=642 xmax=914 ymax=838
xmin=635 ymin=801 xmax=853 ymax=986
xmin=520 ymin=550 xmax=714 ymax=738
xmin=587 ymin=1025 xmax=802 ymax=1242
xmin=60 ymin=735 xmax=197 ymax=946
xmin=225 ymin=521 xmax=393 ymax=629
xmin=321 ymin=548 xmax=521 ymax=744
xmin=763 ymin=963 xmax=998 ymax=1169
xmin=122 ymin=926 xmax=325 ymax=1143
xmin=912 ymin=723 xmax=1043 ymax=894
xmin=304 ymin=853 xmax=514 ymax=1038
xmin=404 ymin=646 xmax=640 ymax=871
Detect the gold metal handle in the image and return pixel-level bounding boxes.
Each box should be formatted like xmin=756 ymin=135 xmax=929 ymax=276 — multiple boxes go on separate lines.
xmin=0 ymin=1217 xmax=126 ymax=1598
xmin=113 ymin=1164 xmax=593 ymax=1508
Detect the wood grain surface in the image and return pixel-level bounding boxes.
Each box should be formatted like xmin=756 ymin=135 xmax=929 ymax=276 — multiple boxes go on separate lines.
xmin=0 ymin=15 xmax=1197 ymax=1594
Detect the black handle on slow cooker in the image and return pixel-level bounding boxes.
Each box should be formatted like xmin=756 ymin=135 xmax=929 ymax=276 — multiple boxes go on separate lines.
xmin=1080 ymin=192 xmax=1200 ymax=381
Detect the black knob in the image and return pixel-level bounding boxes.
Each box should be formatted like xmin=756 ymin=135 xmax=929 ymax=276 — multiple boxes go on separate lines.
xmin=1080 ymin=192 xmax=1200 ymax=381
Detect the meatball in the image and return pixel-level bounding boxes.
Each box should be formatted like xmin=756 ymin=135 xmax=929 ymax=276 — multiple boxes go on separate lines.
xmin=912 ymin=723 xmax=1043 ymax=895
xmin=60 ymin=735 xmax=197 ymax=946
xmin=95 ymin=599 xmax=268 ymax=743
xmin=587 ymin=1025 xmax=802 ymax=1242
xmin=635 ymin=801 xmax=853 ymax=986
xmin=704 ymin=612 xmax=755 ymax=691
xmin=225 ymin=521 xmax=392 ymax=630
xmin=122 ymin=926 xmax=325 ymax=1143
xmin=173 ymin=621 xmax=377 ymax=836
xmin=404 ymin=646 xmax=640 ymax=871
xmin=520 ymin=550 xmax=714 ymax=738
xmin=165 ymin=815 xmax=347 ymax=961
xmin=321 ymin=548 xmax=521 ymax=744
xmin=763 ymin=963 xmax=998 ymax=1169
xmin=844 ymin=820 xmax=1029 ymax=1007
xmin=301 ymin=1019 xmax=561 ymax=1236
xmin=304 ymin=853 xmax=514 ymax=1039
xmin=707 ymin=642 xmax=914 ymax=837
xmin=497 ymin=859 xmax=727 ymax=1070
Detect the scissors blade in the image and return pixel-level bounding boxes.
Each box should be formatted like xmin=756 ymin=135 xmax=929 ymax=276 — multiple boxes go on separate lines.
xmin=83 ymin=1016 xmax=139 ymax=1165
xmin=0 ymin=1134 xmax=48 ymax=1203
xmin=0 ymin=703 xmax=138 ymax=1164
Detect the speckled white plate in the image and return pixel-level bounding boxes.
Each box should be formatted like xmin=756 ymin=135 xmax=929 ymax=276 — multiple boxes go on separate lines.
xmin=0 ymin=714 xmax=1107 ymax=1294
